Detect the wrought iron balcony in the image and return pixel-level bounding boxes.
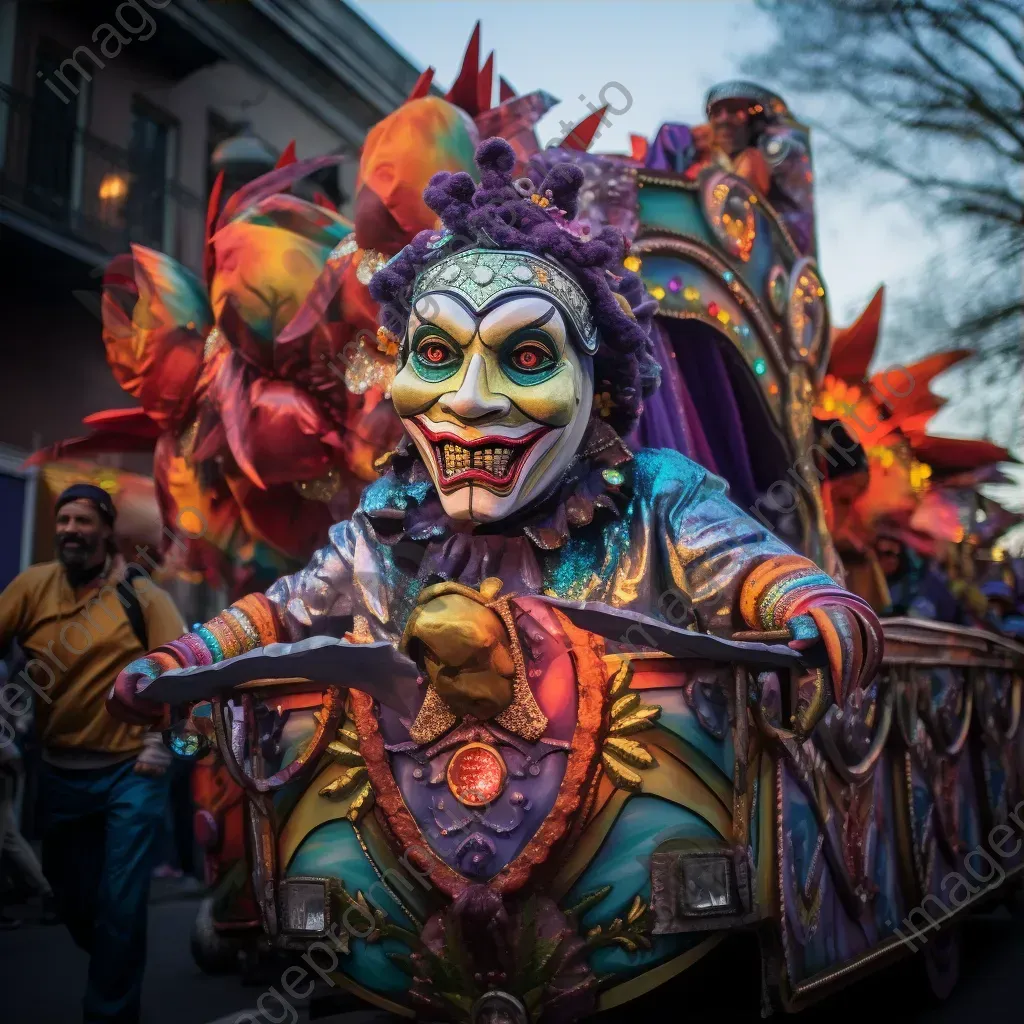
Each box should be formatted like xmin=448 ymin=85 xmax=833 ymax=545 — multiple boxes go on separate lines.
xmin=0 ymin=84 xmax=204 ymax=266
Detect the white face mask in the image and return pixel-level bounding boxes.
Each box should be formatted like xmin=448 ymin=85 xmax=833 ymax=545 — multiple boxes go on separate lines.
xmin=390 ymin=292 xmax=594 ymax=523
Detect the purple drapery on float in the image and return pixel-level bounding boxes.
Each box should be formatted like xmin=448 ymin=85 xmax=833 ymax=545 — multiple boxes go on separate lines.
xmin=630 ymin=321 xmax=762 ymax=514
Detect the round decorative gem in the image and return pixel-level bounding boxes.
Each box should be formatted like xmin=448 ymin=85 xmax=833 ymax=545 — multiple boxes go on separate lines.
xmin=707 ymin=302 xmax=720 ymax=317
xmin=753 ymin=357 xmax=767 ymax=376
xmin=512 ymin=264 xmax=534 ymax=283
xmin=701 ymin=170 xmax=757 ymax=262
xmin=767 ymin=265 xmax=788 ymax=316
xmin=667 ymin=277 xmax=682 ymax=293
xmin=723 ymin=270 xmax=735 ymax=283
xmin=602 ymin=468 xmax=625 ymax=487
xmin=441 ymin=263 xmax=461 ymax=282
xmin=447 ymin=742 xmax=507 ymax=808
xmin=683 ymin=286 xmax=700 ymax=302
xmin=787 ymin=258 xmax=826 ymax=362
xmin=471 ymin=265 xmax=495 ymax=285
xmin=650 ymin=285 xmax=666 ymax=301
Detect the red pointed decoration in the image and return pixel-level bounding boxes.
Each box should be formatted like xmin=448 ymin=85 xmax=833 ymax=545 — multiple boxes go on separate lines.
xmin=312 ymin=190 xmax=337 ymax=212
xmin=828 ymin=286 xmax=884 ymax=383
xmin=274 ymin=140 xmax=297 ymax=169
xmin=407 ymin=67 xmax=435 ymax=102
xmin=561 ymin=106 xmax=608 ymax=151
xmin=908 ymin=435 xmax=1012 ymax=476
xmin=204 ymin=170 xmax=225 ymax=286
xmin=630 ymin=133 xmax=649 ymax=163
xmin=24 ymin=407 xmax=162 ymax=466
xmin=477 ymin=51 xmax=495 ymax=115
xmin=869 ymin=349 xmax=971 ymax=435
xmin=499 ymin=76 xmax=516 ymax=103
xmin=445 ymin=21 xmax=481 ymax=114
xmin=216 ymin=154 xmax=343 ymax=233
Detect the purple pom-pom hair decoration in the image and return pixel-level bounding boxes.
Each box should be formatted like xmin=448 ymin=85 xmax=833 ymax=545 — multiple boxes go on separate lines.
xmin=369 ymin=137 xmax=660 ymax=436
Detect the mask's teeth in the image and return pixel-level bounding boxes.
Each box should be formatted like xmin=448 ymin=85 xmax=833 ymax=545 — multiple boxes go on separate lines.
xmin=437 ymin=441 xmax=520 ymax=479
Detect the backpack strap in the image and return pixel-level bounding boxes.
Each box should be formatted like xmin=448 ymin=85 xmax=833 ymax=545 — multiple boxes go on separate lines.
xmin=117 ymin=566 xmax=149 ymax=650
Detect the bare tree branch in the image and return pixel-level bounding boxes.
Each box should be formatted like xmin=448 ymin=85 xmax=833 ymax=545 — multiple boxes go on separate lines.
xmin=919 ymin=0 xmax=1024 ymax=101
xmin=748 ymin=0 xmax=1023 ymax=394
xmin=962 ymin=1 xmax=1024 ymax=69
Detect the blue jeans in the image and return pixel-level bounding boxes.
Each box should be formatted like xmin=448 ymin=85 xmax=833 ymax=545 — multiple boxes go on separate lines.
xmin=40 ymin=759 xmax=169 ymax=1024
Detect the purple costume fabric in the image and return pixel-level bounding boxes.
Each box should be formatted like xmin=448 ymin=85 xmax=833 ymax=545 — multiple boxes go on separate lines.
xmin=645 ymin=123 xmax=697 ymax=173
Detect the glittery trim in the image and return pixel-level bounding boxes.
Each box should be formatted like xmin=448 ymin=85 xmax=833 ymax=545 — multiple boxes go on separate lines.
xmin=196 ymin=625 xmax=224 ymax=663
xmin=407 ymin=686 xmax=457 ymax=745
xmin=225 ymin=606 xmax=261 ymax=650
xmin=126 ymin=658 xmax=160 ymax=681
xmin=492 ymin=597 xmax=548 ymax=742
xmin=412 ymin=248 xmax=597 ymax=352
xmin=234 ymin=594 xmax=279 ymax=646
xmin=760 ymin=572 xmax=834 ymax=629
xmin=164 ymin=639 xmax=198 ymax=667
xmin=208 ymin=616 xmax=244 ymax=659
xmin=180 ymin=632 xmax=213 ymax=666
xmin=739 ymin=555 xmax=835 ymax=630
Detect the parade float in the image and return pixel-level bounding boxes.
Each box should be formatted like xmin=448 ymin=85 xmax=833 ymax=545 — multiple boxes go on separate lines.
xmin=101 ymin=110 xmax=1024 ymax=1024
xmin=33 ymin=24 xmax=1024 ymax=1016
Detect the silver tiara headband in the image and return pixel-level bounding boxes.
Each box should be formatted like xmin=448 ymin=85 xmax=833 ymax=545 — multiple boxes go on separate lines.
xmin=410 ymin=248 xmax=598 ymax=354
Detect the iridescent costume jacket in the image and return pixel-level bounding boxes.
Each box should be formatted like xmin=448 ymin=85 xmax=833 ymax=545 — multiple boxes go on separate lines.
xmin=268 ymin=423 xmax=785 ymax=644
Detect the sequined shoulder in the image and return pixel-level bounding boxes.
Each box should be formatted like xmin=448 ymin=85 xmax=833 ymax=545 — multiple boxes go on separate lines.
xmin=358 ymin=469 xmax=433 ymax=517
xmin=628 ymin=446 xmax=725 ymax=508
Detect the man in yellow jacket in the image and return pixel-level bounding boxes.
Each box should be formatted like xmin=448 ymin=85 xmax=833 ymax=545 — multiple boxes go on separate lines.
xmin=0 ymin=483 xmax=185 ymax=1024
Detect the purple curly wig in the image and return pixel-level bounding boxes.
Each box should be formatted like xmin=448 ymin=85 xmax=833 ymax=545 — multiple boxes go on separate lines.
xmin=369 ymin=137 xmax=660 ymax=436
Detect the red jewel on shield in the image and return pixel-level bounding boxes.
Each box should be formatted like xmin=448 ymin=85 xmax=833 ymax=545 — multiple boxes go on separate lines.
xmin=446 ymin=742 xmax=508 ymax=807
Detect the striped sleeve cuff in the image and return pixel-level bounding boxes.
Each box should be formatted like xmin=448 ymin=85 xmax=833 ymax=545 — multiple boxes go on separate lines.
xmin=740 ymin=555 xmax=839 ymax=631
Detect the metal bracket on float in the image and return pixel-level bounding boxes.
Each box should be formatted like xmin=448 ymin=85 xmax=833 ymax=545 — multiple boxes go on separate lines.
xmin=650 ymin=840 xmax=757 ymax=934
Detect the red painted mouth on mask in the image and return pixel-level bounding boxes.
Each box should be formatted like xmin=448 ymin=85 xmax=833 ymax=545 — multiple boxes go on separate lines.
xmin=415 ymin=422 xmax=551 ymax=493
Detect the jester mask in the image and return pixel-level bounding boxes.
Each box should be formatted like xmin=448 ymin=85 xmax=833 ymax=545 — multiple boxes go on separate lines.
xmin=374 ymin=138 xmax=660 ymax=525
xmin=390 ymin=250 xmax=600 ymax=522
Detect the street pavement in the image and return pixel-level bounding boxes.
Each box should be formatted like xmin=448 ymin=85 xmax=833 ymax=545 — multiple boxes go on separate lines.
xmin=2 ymin=892 xmax=1023 ymax=1023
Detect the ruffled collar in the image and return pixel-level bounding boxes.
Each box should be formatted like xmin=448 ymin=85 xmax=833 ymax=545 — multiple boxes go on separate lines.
xmin=364 ymin=418 xmax=633 ymax=567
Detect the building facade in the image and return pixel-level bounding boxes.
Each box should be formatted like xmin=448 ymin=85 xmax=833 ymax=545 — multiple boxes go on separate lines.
xmin=0 ymin=0 xmax=422 ymax=583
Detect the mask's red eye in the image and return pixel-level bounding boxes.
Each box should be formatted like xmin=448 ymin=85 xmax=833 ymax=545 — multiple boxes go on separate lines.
xmin=422 ymin=342 xmax=450 ymax=363
xmin=510 ymin=344 xmax=552 ymax=372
